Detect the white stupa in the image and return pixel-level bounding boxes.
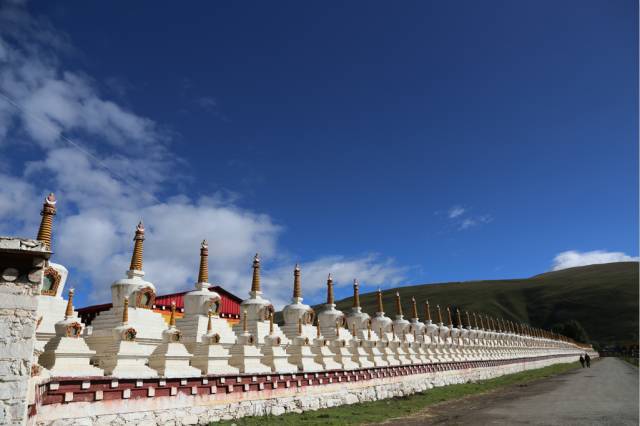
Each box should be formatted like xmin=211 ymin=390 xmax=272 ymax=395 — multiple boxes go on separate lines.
xmin=148 ymin=303 xmax=201 ymax=378
xmin=231 ymin=254 xmax=288 ymax=346
xmin=370 ymin=289 xmax=399 ymax=366
xmin=32 ymin=194 xmax=82 ymax=355
xmin=310 ymin=320 xmax=342 ymax=371
xmin=177 ymin=240 xmax=237 ymax=352
xmin=281 ymin=264 xmax=318 ymax=341
xmin=39 ymin=289 xmax=103 ymax=377
xmin=86 ymin=222 xmax=168 ymax=357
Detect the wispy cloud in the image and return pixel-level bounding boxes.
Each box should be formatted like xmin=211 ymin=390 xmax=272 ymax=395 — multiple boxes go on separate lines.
xmin=442 ymin=205 xmax=492 ymax=231
xmin=448 ymin=206 xmax=465 ymax=218
xmin=551 ymin=250 xmax=639 ymax=271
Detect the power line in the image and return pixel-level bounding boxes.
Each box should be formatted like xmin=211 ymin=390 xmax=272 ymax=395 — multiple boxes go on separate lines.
xmin=0 ymin=89 xmax=162 ymax=205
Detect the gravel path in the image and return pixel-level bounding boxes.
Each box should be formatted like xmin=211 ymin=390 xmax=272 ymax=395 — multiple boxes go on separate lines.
xmin=383 ymin=357 xmax=639 ymax=426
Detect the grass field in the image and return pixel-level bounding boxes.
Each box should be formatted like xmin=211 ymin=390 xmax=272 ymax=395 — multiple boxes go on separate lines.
xmin=317 ymin=262 xmax=638 ymax=347
xmin=215 ymin=362 xmax=581 ymax=426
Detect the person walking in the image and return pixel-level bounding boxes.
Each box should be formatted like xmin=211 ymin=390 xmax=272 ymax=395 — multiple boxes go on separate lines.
xmin=585 ymin=353 xmax=591 ymax=368
xmin=579 ymin=355 xmax=585 ymax=368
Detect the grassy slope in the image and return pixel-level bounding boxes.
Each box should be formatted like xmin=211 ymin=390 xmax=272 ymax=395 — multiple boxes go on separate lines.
xmin=319 ymin=262 xmax=638 ymax=346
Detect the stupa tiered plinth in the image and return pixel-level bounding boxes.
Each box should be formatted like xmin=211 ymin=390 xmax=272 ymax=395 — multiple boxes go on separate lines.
xmin=96 ymin=298 xmax=157 ymax=378
xmin=39 ymin=289 xmax=103 ymax=377
xmin=148 ymin=304 xmax=201 ymax=378
xmin=229 ymin=311 xmax=272 ymax=374
xmin=191 ymin=311 xmax=239 ymax=375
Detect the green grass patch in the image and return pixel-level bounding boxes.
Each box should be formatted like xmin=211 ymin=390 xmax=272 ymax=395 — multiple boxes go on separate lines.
xmin=214 ymin=361 xmax=580 ymax=425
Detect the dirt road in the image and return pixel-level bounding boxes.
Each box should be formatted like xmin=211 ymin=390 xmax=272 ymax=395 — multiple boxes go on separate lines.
xmin=384 ymin=357 xmax=639 ymax=426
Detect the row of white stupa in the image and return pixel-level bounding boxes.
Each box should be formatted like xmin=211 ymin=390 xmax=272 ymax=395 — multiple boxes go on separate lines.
xmin=30 ymin=194 xmax=582 ymax=379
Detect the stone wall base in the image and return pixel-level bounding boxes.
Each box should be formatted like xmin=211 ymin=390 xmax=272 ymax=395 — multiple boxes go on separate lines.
xmin=32 ymin=354 xmax=583 ymax=425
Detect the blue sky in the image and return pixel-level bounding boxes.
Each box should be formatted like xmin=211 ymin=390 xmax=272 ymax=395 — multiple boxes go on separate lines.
xmin=0 ymin=1 xmax=637 ymax=308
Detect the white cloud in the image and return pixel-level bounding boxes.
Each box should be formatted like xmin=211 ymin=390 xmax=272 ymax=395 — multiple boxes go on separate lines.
xmin=551 ymin=250 xmax=639 ymax=271
xmin=0 ymin=2 xmax=406 ymax=308
xmin=448 ymin=206 xmax=465 ymax=218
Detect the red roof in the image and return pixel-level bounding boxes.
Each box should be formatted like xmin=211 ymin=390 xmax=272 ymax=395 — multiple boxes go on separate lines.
xmin=77 ymin=285 xmax=242 ymax=325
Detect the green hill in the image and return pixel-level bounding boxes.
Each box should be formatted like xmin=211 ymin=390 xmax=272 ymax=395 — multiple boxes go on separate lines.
xmin=315 ymin=262 xmax=638 ymax=347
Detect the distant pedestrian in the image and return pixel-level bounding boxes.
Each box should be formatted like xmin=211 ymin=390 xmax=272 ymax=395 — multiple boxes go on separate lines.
xmin=585 ymin=353 xmax=591 ymax=368
xmin=579 ymin=355 xmax=585 ymax=368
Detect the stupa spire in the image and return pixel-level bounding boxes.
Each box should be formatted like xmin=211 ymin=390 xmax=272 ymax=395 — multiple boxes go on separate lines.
xmin=395 ymin=292 xmax=403 ymax=316
xmin=64 ymin=288 xmax=74 ymax=319
xmin=425 ymin=300 xmax=432 ymax=322
xmin=436 ymin=304 xmax=443 ymax=324
xmin=269 ymin=312 xmax=274 ymax=335
xmin=250 ymin=254 xmax=261 ymax=293
xmin=376 ymin=288 xmax=384 ymax=313
xmin=465 ymin=311 xmax=471 ymax=328
xmin=36 ymin=193 xmax=57 ymax=251
xmin=456 ymin=308 xmax=463 ymax=328
xmin=352 ymin=279 xmax=360 ymax=308
xmin=197 ymin=240 xmax=209 ymax=284
xmin=326 ymin=274 xmax=334 ymax=305
xmin=169 ymin=302 xmax=176 ymax=327
xmin=207 ymin=310 xmax=212 ymax=333
xmin=293 ymin=264 xmax=302 ymax=299
xmin=411 ymin=297 xmax=418 ymax=319
xmin=122 ymin=297 xmax=129 ymax=324
xmin=129 ymin=221 xmax=145 ymax=272
xmin=446 ymin=307 xmax=453 ymax=327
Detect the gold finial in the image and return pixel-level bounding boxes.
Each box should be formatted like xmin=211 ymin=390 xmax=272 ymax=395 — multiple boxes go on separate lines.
xmin=335 ymin=320 xmax=340 ymax=337
xmin=472 ymin=312 xmax=478 ymax=328
xmin=395 ymin=292 xmax=403 ymax=316
xmin=36 ymin=193 xmax=57 ymax=251
xmin=297 ymin=317 xmax=303 ymax=336
xmin=376 ymin=288 xmax=384 ymax=313
xmin=456 ymin=308 xmax=463 ymax=328
xmin=129 ymin=221 xmax=145 ymax=271
xmin=446 ymin=307 xmax=453 ymax=327
xmin=425 ymin=300 xmax=432 ymax=322
xmin=122 ymin=297 xmax=129 ymax=324
xmin=207 ymin=310 xmax=213 ymax=333
xmin=352 ymin=279 xmax=360 ymax=308
xmin=436 ymin=305 xmax=443 ymax=324
xmin=64 ymin=288 xmax=74 ymax=319
xmin=169 ymin=302 xmax=176 ymax=327
xmin=250 ymin=254 xmax=261 ymax=293
xmin=479 ymin=314 xmax=484 ymax=329
xmin=293 ymin=263 xmax=302 ymax=299
xmin=351 ymin=322 xmax=356 ymax=338
xmin=326 ymin=274 xmax=334 ymax=305
xmin=465 ymin=311 xmax=471 ymax=328
xmin=316 ymin=318 xmax=321 ymax=339
xmin=367 ymin=320 xmax=371 ymax=340
xmin=243 ymin=309 xmax=248 ymax=333
xmin=269 ymin=312 xmax=274 ymax=335
xmin=411 ymin=297 xmax=418 ymax=319
xmin=198 ymin=240 xmax=209 ymax=284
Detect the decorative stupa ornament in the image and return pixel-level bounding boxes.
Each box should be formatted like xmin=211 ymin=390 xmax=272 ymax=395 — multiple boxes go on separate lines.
xmin=425 ymin=301 xmax=432 ymax=322
xmin=251 ymin=253 xmax=261 ymax=294
xmin=465 ymin=311 xmax=472 ymax=329
xmin=395 ymin=292 xmax=403 ymax=318
xmin=446 ymin=307 xmax=453 ymax=328
xmin=436 ymin=305 xmax=443 ymax=325
xmin=129 ymin=221 xmax=145 ymax=272
xmin=327 ymin=273 xmax=334 ymax=305
xmin=64 ymin=288 xmax=75 ymax=319
xmin=352 ymin=279 xmax=360 ymax=309
xmin=371 ymin=287 xmax=392 ymax=343
xmin=197 ymin=239 xmax=209 ymax=284
xmin=36 ymin=193 xmax=57 ymax=251
xmin=456 ymin=309 xmax=463 ymax=329
xmin=411 ymin=297 xmax=419 ymax=320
